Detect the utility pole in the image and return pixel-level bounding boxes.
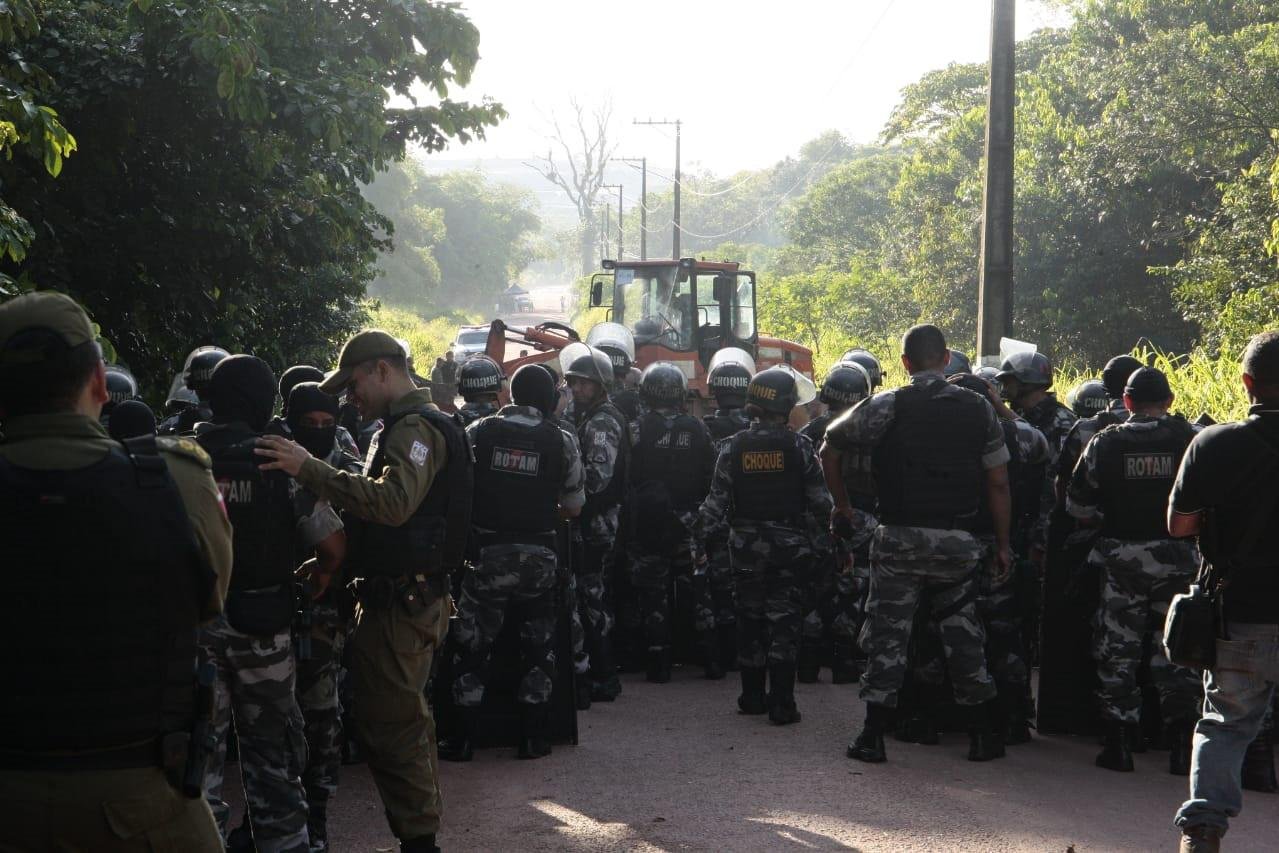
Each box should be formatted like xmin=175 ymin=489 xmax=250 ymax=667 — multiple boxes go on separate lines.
xmin=976 ymin=0 xmax=1015 ymax=365
xmin=634 ymin=118 xmax=681 ymax=258
xmin=615 ymin=156 xmax=647 ymax=259
xmin=600 ymin=204 xmax=610 ymax=262
xmin=601 ymin=183 xmax=623 ymax=259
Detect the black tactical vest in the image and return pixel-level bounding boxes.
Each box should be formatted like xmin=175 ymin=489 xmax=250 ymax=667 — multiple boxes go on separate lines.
xmin=1096 ymin=417 xmax=1196 ymax=540
xmin=0 ymin=437 xmax=202 ymax=757
xmin=729 ymin=427 xmax=806 ymax=522
xmin=459 ymin=400 xmax=499 ymax=427
xmin=705 ymin=408 xmax=750 ymax=442
xmin=353 ymin=405 xmax=473 ymax=578
xmin=633 ymin=410 xmax=713 ymax=510
xmin=875 ymin=382 xmax=988 ymax=530
xmin=612 ymin=388 xmax=643 ymax=423
xmin=471 ymin=415 xmax=564 ymax=535
xmin=577 ymin=401 xmax=630 ymax=524
xmin=799 ymin=412 xmax=834 ymax=446
xmin=198 ymin=427 xmax=297 ymax=592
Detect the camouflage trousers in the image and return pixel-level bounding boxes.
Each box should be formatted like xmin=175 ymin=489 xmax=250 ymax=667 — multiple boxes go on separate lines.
xmin=294 ymin=599 xmax=346 ymax=809
xmin=577 ymin=539 xmax=615 ymax=678
xmin=629 ymin=519 xmax=703 ymax=651
xmin=732 ymin=522 xmax=813 ymax=668
xmin=858 ymin=526 xmax=995 ymax=708
xmin=199 ymin=614 xmax=310 ymax=853
xmin=801 ymin=538 xmax=865 ymax=661
xmin=697 ymin=530 xmax=737 ymax=632
xmin=1089 ymin=537 xmax=1202 ymax=724
xmin=565 ymin=572 xmax=589 ymax=675
xmin=976 ymin=539 xmax=1029 ymax=694
xmin=451 ymin=545 xmax=558 ymax=707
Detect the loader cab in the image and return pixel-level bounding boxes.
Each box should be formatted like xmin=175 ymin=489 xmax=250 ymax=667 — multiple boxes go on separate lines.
xmin=590 ymin=258 xmax=757 ymax=370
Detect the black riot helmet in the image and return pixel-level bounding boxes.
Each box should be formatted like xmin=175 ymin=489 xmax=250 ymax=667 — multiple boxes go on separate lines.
xmin=561 ymin=342 xmax=613 ymax=391
xmin=640 ymin=362 xmax=688 ymax=407
xmin=511 ymin=363 xmax=558 ymax=417
xmin=182 ymin=345 xmax=230 ymax=399
xmin=103 ymin=365 xmax=139 ymax=415
xmin=840 ymin=348 xmax=883 ymax=389
xmin=278 ymin=365 xmax=325 ymax=416
xmin=1070 ymin=379 xmax=1109 ymax=418
xmin=943 ymin=349 xmax=972 ymax=377
xmin=819 ymin=362 xmax=870 ymax=411
xmin=745 ymin=366 xmax=816 ymax=416
xmin=974 ymin=366 xmax=1000 ymax=384
xmin=708 ymin=363 xmax=751 ymax=408
xmin=1101 ymin=354 xmax=1144 ymax=400
xmin=996 ymin=351 xmax=1053 ymax=389
xmin=458 ymin=355 xmax=504 ymax=401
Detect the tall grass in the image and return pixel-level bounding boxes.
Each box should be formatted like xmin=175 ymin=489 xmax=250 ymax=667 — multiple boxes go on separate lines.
xmin=366 ymin=303 xmax=480 ymax=366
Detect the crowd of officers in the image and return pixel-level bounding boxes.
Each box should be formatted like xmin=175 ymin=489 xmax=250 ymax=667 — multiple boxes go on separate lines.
xmin=1 ymin=288 xmax=1275 ymax=853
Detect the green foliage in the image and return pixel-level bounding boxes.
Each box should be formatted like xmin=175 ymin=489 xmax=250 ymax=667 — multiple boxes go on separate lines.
xmin=367 ymin=303 xmax=478 ymax=368
xmin=0 ymin=0 xmax=502 ymax=394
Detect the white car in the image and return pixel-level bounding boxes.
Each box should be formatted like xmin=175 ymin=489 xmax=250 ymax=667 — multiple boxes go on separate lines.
xmin=451 ymin=326 xmax=489 ymax=359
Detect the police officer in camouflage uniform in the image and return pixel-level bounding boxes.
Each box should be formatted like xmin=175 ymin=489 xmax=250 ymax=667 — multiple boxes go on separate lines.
xmin=160 ymin=345 xmax=229 ymax=435
xmin=628 ymin=362 xmax=717 ymax=682
xmin=258 ymin=329 xmax=473 ymax=853
xmin=562 ymin=343 xmax=630 ymax=702
xmin=1069 ymin=378 xmax=1109 ymax=419
xmin=285 ymin=381 xmax=362 ymax=852
xmin=696 ymin=366 xmax=836 ymax=725
xmin=197 ymin=356 xmax=345 ymax=853
xmin=840 ymin=348 xmax=884 ymax=392
xmin=1067 ymin=366 xmax=1202 ymax=775
xmin=268 ymin=365 xmax=362 ymax=462
xmin=456 ymin=356 xmax=504 ymax=426
xmin=440 ymin=364 xmax=585 ymax=761
xmin=0 ymin=292 xmax=232 ymax=851
xmin=101 ymin=363 xmax=139 ymax=428
xmin=798 ymin=362 xmax=872 ymax=684
xmin=825 ymin=325 xmax=1011 ymax=764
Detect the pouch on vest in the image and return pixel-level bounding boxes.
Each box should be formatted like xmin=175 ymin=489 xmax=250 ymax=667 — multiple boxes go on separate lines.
xmin=225 ymin=584 xmax=296 ymax=635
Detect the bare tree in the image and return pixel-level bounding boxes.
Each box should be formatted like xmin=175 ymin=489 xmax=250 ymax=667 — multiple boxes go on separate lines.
xmin=528 ymin=98 xmax=617 ymax=275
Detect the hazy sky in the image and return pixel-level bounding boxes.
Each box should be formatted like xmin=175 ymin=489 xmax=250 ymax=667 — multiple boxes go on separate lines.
xmin=430 ymin=0 xmax=1071 ymax=175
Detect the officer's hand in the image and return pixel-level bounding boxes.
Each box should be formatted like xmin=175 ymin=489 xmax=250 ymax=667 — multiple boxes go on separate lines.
xmin=830 ymin=504 xmax=856 ymax=537
xmin=256 ymin=434 xmax=310 ymax=476
xmin=993 ymin=545 xmax=1013 ymax=583
xmin=296 ymin=560 xmax=330 ymax=599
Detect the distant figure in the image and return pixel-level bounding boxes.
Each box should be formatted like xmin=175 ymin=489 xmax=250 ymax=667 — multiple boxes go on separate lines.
xmin=519 ymin=349 xmax=529 ymax=358
xmin=560 ymin=294 xmax=566 ymax=313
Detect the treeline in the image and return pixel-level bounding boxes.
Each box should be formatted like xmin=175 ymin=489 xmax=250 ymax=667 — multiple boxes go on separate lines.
xmin=631 ymin=1 xmax=1279 ymax=370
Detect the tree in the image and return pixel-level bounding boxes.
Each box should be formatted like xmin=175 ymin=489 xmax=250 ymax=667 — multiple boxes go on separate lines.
xmin=0 ymin=0 xmax=503 ymax=390
xmin=528 ymin=98 xmax=616 ymax=275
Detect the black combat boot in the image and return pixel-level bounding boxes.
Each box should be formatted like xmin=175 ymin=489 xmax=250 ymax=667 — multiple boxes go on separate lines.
xmin=646 ymin=646 xmax=672 ymax=684
xmin=588 ymin=637 xmax=621 ymax=701
xmin=894 ymin=710 xmax=940 ymax=745
xmin=1096 ymin=719 xmax=1135 ymax=772
xmin=1242 ymin=721 xmax=1278 ymax=793
xmin=830 ymin=640 xmax=861 ymax=685
xmin=517 ymin=703 xmax=553 ymax=760
xmin=308 ymin=802 xmax=329 ymax=853
xmin=737 ymin=667 xmax=767 ymax=715
xmin=1168 ymin=721 xmax=1193 ymax=777
xmin=400 ymin=834 xmax=441 ymax=853
xmin=998 ymin=687 xmax=1031 ymax=745
xmin=703 ymin=630 xmax=725 ymax=681
xmin=1178 ymin=825 xmax=1222 ymax=853
xmin=797 ymin=646 xmax=821 ymax=684
xmin=590 ymin=673 xmax=622 ymax=702
xmin=967 ymin=699 xmax=1007 ymax=762
xmin=847 ymin=702 xmax=891 ymax=762
xmin=767 ymin=663 xmax=802 ymax=725
xmin=574 ymin=676 xmax=592 ymax=711
xmin=718 ymin=624 xmax=739 ymax=672
xmin=437 ymin=705 xmax=476 ymax=762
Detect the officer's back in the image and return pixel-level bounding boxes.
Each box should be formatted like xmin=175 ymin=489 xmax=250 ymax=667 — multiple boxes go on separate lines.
xmin=0 ymin=292 xmax=231 ymax=851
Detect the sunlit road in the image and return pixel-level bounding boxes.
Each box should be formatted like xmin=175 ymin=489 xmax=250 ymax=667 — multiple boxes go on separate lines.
xmin=226 ymin=666 xmax=1276 ymax=851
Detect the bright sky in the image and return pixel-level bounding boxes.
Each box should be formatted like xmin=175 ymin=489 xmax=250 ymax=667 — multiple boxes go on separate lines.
xmin=432 ymin=0 xmax=1071 ymax=175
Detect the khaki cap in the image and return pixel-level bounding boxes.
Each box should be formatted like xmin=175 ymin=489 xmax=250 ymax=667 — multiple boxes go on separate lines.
xmin=320 ymin=329 xmax=406 ymax=394
xmin=0 ymin=291 xmax=98 ymax=366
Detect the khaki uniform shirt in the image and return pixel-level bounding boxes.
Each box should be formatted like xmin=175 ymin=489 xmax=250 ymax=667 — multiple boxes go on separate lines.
xmin=0 ymin=413 xmax=233 ymax=620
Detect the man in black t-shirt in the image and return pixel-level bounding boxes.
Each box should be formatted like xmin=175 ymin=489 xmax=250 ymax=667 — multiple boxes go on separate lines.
xmin=1171 ymin=331 xmax=1279 ymax=853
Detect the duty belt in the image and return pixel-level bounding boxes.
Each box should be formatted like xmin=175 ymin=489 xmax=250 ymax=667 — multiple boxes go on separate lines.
xmin=350 ymin=573 xmax=446 ymax=610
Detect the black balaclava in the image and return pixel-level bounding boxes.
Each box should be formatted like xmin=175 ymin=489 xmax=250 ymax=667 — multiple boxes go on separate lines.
xmin=512 ymin=364 xmax=557 ymax=417
xmin=108 ymin=400 xmax=158 ymax=442
xmin=209 ymin=354 xmax=277 ymax=432
xmin=287 ymin=381 xmax=340 ymax=458
xmin=279 ymin=365 xmax=325 ymax=417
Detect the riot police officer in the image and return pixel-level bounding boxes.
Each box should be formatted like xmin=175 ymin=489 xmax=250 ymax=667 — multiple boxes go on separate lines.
xmin=797 ymin=361 xmax=872 ymax=684
xmin=0 ymin=292 xmax=232 ymax=851
xmin=101 ymin=363 xmax=139 ymax=428
xmin=160 ymin=345 xmax=229 ymax=435
xmin=196 ymin=356 xmax=343 ymax=852
xmin=628 ymin=362 xmax=717 ymax=682
xmin=943 ymin=349 xmax=973 ymax=377
xmin=440 ymin=364 xmax=585 ymax=761
xmin=588 ymin=322 xmax=642 ymax=422
xmin=108 ymin=398 xmax=159 ymax=441
xmin=1067 ymin=367 xmax=1202 ymax=775
xmin=561 ymin=343 xmax=630 ymax=702
xmin=1070 ymin=379 xmax=1109 ymax=419
xmin=456 ymin=355 xmax=504 ymax=425
xmin=825 ymin=325 xmax=1010 ymax=763
xmin=704 ymin=348 xmax=755 ymax=442
xmin=696 ymin=366 xmax=835 ymax=725
xmin=269 ymin=366 xmax=362 ymax=464
xmin=257 ymin=329 xmax=473 ymax=853
xmin=840 ymin=348 xmax=884 ymax=391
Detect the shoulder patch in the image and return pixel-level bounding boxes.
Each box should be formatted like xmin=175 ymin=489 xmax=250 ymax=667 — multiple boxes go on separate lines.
xmin=410 ymin=440 xmax=430 ymax=467
xmin=157 ymin=436 xmax=212 ymax=469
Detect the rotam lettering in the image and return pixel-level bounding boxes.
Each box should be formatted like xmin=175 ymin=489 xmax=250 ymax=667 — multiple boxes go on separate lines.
xmin=492 ymin=446 xmax=541 ymax=477
xmin=217 ymin=478 xmax=253 ymax=503
xmin=1122 ymin=452 xmax=1174 ymax=479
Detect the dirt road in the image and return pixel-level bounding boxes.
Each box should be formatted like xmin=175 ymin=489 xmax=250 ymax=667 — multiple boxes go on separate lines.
xmin=227 ymin=666 xmax=1276 ymax=851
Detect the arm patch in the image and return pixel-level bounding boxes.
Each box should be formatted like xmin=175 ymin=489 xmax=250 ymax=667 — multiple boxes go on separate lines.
xmin=157 ymin=436 xmax=212 ymax=469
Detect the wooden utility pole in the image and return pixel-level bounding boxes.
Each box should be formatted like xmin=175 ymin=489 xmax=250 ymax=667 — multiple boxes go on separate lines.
xmin=601 ymin=183 xmax=623 ymax=259
xmin=634 ymin=118 xmax=681 ymax=258
xmin=615 ymin=156 xmax=647 ymax=259
xmin=977 ymin=0 xmax=1015 ymax=365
